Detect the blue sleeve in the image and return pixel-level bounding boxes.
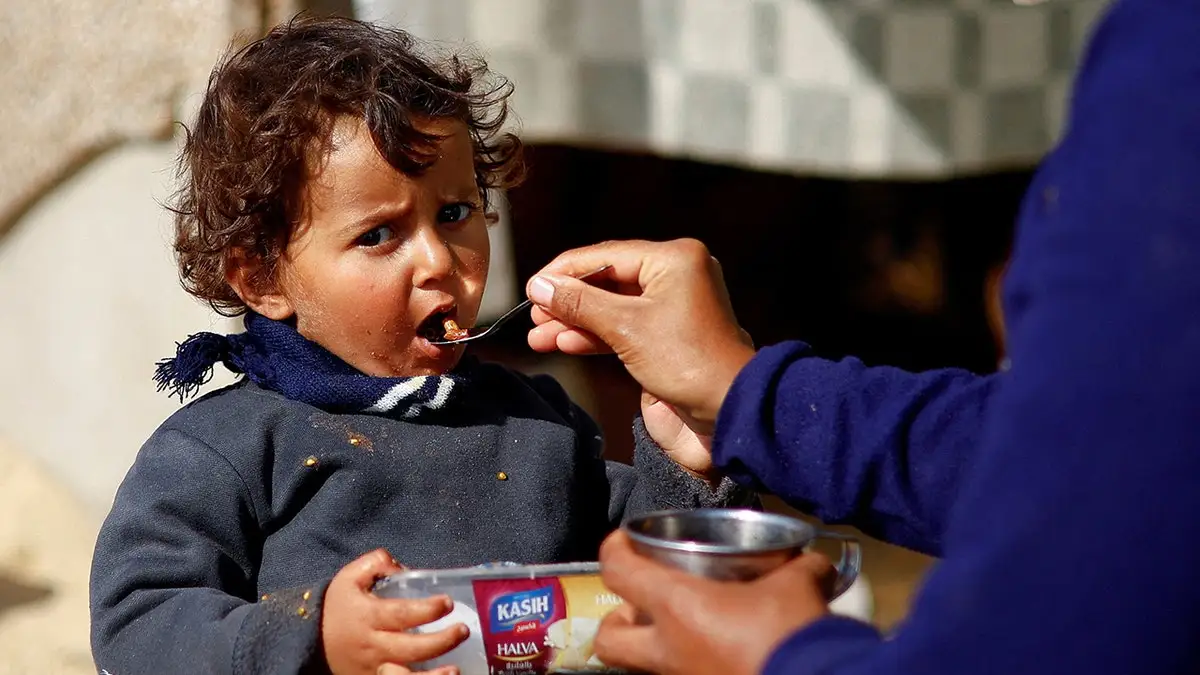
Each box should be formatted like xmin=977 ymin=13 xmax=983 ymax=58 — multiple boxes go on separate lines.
xmin=761 ymin=1 xmax=1200 ymax=672
xmin=90 ymin=428 xmax=330 ymax=674
xmin=713 ymin=342 xmax=995 ymax=556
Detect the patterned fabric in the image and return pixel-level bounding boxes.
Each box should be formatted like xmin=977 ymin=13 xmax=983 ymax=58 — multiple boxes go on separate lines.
xmin=355 ymin=0 xmax=1111 ymax=178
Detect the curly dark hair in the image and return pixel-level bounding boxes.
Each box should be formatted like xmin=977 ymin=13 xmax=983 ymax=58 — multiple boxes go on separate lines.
xmin=170 ymin=14 xmax=525 ymax=316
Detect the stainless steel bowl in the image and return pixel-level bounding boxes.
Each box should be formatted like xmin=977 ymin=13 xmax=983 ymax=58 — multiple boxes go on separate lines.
xmin=622 ymin=508 xmax=861 ymax=597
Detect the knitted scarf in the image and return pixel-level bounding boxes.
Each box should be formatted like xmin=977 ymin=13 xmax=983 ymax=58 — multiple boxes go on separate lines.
xmin=153 ymin=313 xmax=465 ymax=420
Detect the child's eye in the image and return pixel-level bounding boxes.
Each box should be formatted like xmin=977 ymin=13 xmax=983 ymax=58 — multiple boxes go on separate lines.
xmin=438 ymin=203 xmax=478 ymax=226
xmin=357 ymin=225 xmax=395 ymax=247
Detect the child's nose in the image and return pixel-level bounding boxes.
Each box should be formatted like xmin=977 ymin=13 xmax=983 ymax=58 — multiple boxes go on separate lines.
xmin=410 ymin=226 xmax=455 ymax=287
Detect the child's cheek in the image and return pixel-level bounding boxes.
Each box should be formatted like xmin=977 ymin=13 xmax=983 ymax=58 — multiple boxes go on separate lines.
xmin=463 ymin=249 xmax=488 ymax=276
xmin=463 ymin=250 xmax=490 ymax=310
xmin=343 ymin=277 xmax=408 ymax=328
xmin=463 ymin=220 xmax=491 ymax=270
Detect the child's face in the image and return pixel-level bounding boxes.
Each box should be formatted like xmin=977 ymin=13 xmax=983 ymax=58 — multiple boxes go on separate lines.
xmin=254 ymin=116 xmax=489 ymax=377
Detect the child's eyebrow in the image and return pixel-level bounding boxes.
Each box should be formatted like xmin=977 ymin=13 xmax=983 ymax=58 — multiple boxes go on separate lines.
xmin=342 ymin=201 xmax=413 ymax=235
xmin=440 ymin=188 xmax=484 ymax=204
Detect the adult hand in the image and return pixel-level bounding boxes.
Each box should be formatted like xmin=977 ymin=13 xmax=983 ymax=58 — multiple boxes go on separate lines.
xmin=593 ymin=532 xmax=835 ymax=675
xmin=322 ymin=549 xmax=467 ymax=675
xmin=526 ymin=239 xmax=754 ymax=434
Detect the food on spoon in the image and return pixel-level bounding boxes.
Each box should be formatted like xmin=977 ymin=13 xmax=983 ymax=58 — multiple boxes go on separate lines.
xmin=442 ymin=318 xmax=470 ymax=341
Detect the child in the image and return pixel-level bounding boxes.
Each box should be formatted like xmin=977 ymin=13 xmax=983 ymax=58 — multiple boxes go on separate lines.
xmin=89 ymin=16 xmax=753 ymax=675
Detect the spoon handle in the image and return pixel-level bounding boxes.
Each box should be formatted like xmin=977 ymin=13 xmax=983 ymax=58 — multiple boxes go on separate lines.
xmin=482 ymin=264 xmax=612 ymax=333
xmin=428 ymin=265 xmax=612 ymax=345
xmin=481 ymin=299 xmax=534 ymax=333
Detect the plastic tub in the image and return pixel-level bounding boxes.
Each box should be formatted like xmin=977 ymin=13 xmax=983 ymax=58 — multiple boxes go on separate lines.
xmin=373 ymin=562 xmax=627 ymax=675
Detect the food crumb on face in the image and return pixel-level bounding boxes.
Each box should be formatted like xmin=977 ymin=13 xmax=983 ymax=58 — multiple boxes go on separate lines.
xmin=442 ymin=318 xmax=470 ymax=341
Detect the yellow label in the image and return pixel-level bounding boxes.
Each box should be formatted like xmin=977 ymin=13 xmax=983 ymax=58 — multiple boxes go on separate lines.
xmin=545 ymin=574 xmax=624 ymax=672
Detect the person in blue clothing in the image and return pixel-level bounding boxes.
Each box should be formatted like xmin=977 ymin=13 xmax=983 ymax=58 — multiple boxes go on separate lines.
xmin=522 ymin=1 xmax=1200 ymax=673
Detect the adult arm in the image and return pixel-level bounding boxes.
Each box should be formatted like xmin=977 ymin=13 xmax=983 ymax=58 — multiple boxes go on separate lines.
xmin=714 ymin=344 xmax=997 ymax=556
xmin=768 ymin=1 xmax=1200 ymax=672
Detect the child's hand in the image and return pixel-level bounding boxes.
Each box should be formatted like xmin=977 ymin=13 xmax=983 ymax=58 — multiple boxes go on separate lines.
xmin=641 ymin=390 xmax=719 ymax=484
xmin=322 ymin=549 xmax=468 ymax=675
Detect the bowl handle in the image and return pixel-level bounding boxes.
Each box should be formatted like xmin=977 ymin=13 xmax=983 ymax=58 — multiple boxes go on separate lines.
xmin=813 ymin=530 xmax=862 ymax=599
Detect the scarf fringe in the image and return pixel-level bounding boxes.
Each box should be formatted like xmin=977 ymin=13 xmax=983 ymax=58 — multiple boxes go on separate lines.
xmin=153 ymin=332 xmax=232 ymax=402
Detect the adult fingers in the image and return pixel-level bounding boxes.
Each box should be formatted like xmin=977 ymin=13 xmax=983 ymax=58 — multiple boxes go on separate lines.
xmin=592 ymin=606 xmax=665 ymax=674
xmin=759 ymin=551 xmax=837 ymax=601
xmin=527 ymin=318 xmax=611 ymax=355
xmin=599 ymin=532 xmax=692 ymax=617
xmin=377 ymin=664 xmax=460 ymax=675
xmin=535 ymin=239 xmax=659 ymax=285
xmin=527 ymin=273 xmax=641 ymax=349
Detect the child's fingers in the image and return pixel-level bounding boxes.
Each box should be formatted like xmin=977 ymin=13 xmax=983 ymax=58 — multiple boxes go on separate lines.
xmin=345 ymin=548 xmax=405 ymax=591
xmin=372 ymin=595 xmax=455 ymax=631
xmin=373 ymin=623 xmax=470 ymax=664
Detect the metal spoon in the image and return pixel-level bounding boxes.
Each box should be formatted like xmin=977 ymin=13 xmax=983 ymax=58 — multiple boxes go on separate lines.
xmin=426 ymin=265 xmax=612 ymax=346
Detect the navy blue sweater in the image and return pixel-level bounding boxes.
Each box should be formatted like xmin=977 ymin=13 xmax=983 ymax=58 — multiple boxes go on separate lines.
xmin=714 ymin=1 xmax=1200 ymax=672
xmin=90 ymin=363 xmax=752 ymax=674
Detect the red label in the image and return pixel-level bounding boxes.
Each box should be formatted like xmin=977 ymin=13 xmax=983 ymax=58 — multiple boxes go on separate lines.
xmin=474 ymin=577 xmax=567 ymax=672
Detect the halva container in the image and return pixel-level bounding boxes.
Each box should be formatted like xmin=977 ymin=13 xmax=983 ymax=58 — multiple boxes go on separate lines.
xmin=373 ymin=562 xmax=627 ymax=675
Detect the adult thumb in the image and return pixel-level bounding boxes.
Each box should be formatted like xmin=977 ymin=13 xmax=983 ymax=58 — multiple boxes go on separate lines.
xmin=527 ymin=273 xmax=635 ymax=346
xmin=759 ymin=552 xmax=838 ymax=601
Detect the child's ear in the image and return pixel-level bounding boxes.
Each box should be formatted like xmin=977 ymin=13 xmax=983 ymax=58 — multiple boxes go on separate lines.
xmin=225 ymin=249 xmax=294 ymax=321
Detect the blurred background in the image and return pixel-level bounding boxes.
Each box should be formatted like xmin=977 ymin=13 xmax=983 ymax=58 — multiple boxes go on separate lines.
xmin=0 ymin=0 xmax=1109 ymax=671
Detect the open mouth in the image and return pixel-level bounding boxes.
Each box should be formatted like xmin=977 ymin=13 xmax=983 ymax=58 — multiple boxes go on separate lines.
xmin=418 ymin=305 xmax=459 ymax=342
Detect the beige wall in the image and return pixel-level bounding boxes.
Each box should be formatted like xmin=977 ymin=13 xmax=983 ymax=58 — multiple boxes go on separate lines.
xmin=0 ymin=0 xmax=310 ymax=238
xmin=0 ymin=1 xmax=292 ymax=513
xmin=0 ymin=4 xmax=280 ymax=669
xmin=0 ymin=141 xmax=241 ymax=514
